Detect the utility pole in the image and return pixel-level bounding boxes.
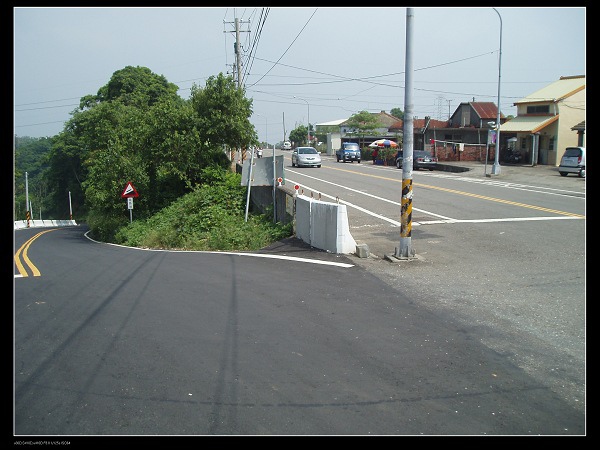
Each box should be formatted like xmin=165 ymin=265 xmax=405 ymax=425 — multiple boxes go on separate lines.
xmin=395 ymin=7 xmax=416 ymax=260
xmin=283 ymin=112 xmax=286 ymax=142
xmin=235 ymin=18 xmax=242 ymax=89
xmin=491 ymin=7 xmax=503 ymax=175
xmin=223 ymin=16 xmax=250 ymax=89
xmin=224 ymin=15 xmax=250 ymax=167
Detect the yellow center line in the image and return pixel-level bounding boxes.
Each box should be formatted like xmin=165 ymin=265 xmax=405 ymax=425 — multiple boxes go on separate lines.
xmin=14 ymin=229 xmax=57 ymax=277
xmin=321 ymin=165 xmax=585 ymax=218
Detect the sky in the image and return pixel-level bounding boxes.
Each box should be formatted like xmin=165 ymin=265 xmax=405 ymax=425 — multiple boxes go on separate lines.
xmin=13 ymin=6 xmax=586 ymax=145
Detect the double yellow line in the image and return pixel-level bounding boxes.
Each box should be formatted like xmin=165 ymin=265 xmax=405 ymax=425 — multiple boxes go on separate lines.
xmin=14 ymin=229 xmax=56 ymax=277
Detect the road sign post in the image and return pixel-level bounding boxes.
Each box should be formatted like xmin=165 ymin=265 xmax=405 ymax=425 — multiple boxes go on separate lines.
xmin=121 ymin=182 xmax=139 ymax=223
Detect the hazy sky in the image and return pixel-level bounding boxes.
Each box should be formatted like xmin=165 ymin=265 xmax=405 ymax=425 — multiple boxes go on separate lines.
xmin=14 ymin=6 xmax=586 ymax=144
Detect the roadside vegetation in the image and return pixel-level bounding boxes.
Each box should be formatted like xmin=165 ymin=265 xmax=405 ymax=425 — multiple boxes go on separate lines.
xmin=114 ymin=167 xmax=292 ymax=251
xmin=15 ymin=65 xmax=293 ymax=250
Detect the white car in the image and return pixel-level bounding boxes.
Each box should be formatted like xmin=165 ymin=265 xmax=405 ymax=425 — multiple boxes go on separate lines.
xmin=282 ymin=141 xmax=292 ymax=150
xmin=291 ymin=147 xmax=321 ymax=168
xmin=558 ymin=146 xmax=585 ymax=178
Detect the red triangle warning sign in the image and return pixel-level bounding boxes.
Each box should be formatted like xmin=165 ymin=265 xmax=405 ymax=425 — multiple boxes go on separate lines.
xmin=121 ymin=182 xmax=139 ymax=198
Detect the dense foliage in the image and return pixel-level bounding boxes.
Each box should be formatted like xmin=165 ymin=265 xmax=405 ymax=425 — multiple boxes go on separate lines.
xmin=289 ymin=124 xmax=314 ymax=147
xmin=14 ymin=136 xmax=53 ymax=220
xmin=390 ymin=107 xmax=404 ymax=120
xmin=13 ymin=66 xmax=295 ymax=249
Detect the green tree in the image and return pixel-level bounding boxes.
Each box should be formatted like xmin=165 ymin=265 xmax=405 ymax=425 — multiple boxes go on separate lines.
xmin=14 ymin=136 xmax=53 ymax=220
xmin=390 ymin=107 xmax=404 ymax=120
xmin=289 ymin=125 xmax=307 ymax=147
xmin=189 ymin=73 xmax=258 ymax=152
xmin=91 ymin=65 xmax=180 ymax=108
xmin=45 ymin=66 xmax=192 ymax=239
xmin=43 ymin=68 xmax=258 ymax=242
xmin=344 ymin=111 xmax=383 ymax=148
xmin=289 ymin=122 xmax=315 ymax=147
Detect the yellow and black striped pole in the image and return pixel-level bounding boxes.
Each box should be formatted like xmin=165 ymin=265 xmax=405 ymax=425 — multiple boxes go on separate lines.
xmin=25 ymin=171 xmax=31 ymax=228
xmin=400 ymin=178 xmax=412 ymax=238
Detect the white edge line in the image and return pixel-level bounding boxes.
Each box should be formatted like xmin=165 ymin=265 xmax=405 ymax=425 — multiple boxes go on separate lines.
xmin=84 ymin=232 xmax=354 ymax=268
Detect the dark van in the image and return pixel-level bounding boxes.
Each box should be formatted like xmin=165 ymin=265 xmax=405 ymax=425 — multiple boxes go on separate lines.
xmin=336 ymin=142 xmax=361 ymax=163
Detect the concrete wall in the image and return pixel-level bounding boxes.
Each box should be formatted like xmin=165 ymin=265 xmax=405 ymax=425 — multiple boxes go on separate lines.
xmin=294 ymin=194 xmax=357 ymax=254
xmin=249 ymin=185 xmax=357 ymax=255
xmin=236 ymin=161 xmax=358 ymax=254
xmin=14 ymin=219 xmax=78 ymax=230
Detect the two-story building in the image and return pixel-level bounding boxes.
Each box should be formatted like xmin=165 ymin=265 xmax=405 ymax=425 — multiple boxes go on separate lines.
xmin=499 ymin=74 xmax=585 ymax=166
xmin=389 ymin=102 xmax=504 ymax=161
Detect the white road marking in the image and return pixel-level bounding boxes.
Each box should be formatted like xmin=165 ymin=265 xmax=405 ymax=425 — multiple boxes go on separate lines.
xmin=287 ymin=172 xmax=584 ymax=226
xmin=83 ymin=232 xmax=354 ymax=268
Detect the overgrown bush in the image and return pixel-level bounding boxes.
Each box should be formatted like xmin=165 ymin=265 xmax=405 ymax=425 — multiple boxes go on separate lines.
xmin=114 ymin=167 xmax=293 ymax=251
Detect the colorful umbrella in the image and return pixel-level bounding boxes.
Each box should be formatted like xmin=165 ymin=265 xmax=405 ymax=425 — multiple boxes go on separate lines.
xmin=369 ymin=139 xmax=399 ymax=148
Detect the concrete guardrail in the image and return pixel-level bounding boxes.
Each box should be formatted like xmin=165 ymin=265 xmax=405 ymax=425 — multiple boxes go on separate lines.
xmin=14 ymin=219 xmax=78 ymax=230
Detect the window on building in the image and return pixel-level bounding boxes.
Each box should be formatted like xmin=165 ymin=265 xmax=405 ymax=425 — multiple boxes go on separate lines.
xmin=520 ymin=138 xmax=527 ymax=149
xmin=526 ymin=105 xmax=550 ymax=114
xmin=549 ymin=137 xmax=554 ymax=151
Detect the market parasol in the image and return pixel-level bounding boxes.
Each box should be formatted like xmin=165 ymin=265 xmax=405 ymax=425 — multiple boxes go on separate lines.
xmin=368 ymin=139 xmax=399 ymax=148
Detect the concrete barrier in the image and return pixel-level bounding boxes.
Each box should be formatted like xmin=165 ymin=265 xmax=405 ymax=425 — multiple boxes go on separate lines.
xmin=294 ymin=194 xmax=356 ymax=254
xmin=14 ymin=219 xmax=78 ymax=230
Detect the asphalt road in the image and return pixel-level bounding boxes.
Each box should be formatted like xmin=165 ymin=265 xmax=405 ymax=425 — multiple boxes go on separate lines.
xmin=13 ymin=161 xmax=586 ymax=438
xmin=341 ymin=161 xmax=586 ymax=420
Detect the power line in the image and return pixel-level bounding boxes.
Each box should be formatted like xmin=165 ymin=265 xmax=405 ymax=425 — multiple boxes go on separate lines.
xmin=246 ymin=8 xmax=318 ymax=88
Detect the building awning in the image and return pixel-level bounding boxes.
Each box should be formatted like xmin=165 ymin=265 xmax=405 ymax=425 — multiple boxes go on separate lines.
xmin=499 ymin=115 xmax=559 ymax=133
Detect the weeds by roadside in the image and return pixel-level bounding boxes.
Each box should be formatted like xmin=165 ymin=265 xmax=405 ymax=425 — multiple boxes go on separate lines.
xmin=114 ymin=168 xmax=293 ymax=251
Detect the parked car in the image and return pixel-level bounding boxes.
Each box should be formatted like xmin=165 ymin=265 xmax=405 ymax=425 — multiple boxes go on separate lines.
xmin=395 ymin=150 xmax=438 ymax=170
xmin=336 ymin=142 xmax=361 ymax=163
xmin=558 ymin=146 xmax=585 ymax=178
xmin=292 ymin=147 xmax=322 ymax=168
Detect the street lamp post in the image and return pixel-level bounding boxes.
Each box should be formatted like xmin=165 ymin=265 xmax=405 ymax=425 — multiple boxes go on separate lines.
xmin=491 ymin=7 xmax=502 ymax=175
xmin=294 ymin=96 xmax=310 ymax=145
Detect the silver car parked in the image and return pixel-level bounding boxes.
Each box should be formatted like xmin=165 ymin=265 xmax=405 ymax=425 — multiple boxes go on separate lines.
xmin=558 ymin=146 xmax=585 ymax=178
xmin=292 ymin=147 xmax=322 ymax=168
